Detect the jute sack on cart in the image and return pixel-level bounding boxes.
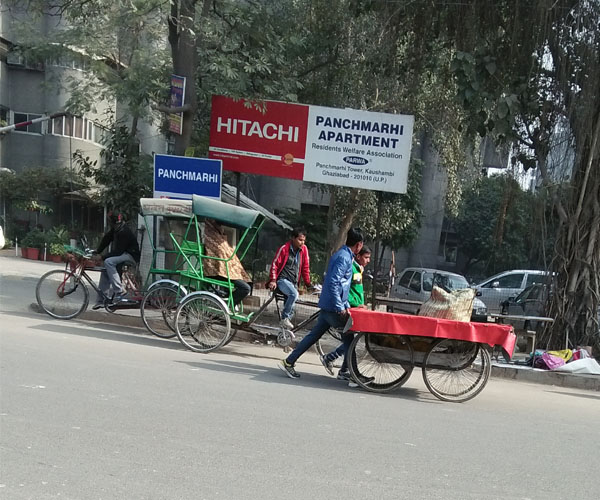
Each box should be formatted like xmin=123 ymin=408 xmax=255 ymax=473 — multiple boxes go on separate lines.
xmin=418 ymin=286 xmax=475 ymax=322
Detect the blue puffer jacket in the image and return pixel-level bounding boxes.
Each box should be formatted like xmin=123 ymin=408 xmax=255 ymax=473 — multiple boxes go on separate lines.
xmin=318 ymin=245 xmax=354 ymax=312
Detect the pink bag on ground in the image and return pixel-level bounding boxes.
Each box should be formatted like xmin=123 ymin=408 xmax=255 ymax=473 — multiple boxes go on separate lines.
xmin=541 ymin=352 xmax=566 ymax=370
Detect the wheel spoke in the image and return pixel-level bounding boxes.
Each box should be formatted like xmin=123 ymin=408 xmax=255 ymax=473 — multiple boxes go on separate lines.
xmin=36 ymin=270 xmax=88 ymax=319
xmin=175 ymin=294 xmax=231 ymax=352
xmin=422 ymin=340 xmax=491 ymax=402
xmin=348 ymin=333 xmax=413 ymax=392
xmin=141 ymin=285 xmax=179 ymax=339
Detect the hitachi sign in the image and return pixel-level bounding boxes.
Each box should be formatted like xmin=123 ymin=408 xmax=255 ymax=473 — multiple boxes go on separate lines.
xmin=216 ymin=117 xmax=299 ymax=142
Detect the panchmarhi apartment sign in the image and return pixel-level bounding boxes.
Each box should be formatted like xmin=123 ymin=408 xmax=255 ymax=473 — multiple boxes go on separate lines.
xmin=209 ymin=95 xmax=414 ymax=194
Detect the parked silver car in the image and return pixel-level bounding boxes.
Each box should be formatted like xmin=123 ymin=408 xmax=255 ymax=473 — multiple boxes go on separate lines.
xmin=501 ymin=283 xmax=600 ymax=333
xmin=474 ymin=269 xmax=549 ymax=314
xmin=500 ymin=284 xmax=550 ymax=330
xmin=389 ymin=267 xmax=488 ymax=322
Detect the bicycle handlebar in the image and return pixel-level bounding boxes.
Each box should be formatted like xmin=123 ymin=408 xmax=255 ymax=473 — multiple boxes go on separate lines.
xmin=63 ymin=244 xmax=94 ymax=260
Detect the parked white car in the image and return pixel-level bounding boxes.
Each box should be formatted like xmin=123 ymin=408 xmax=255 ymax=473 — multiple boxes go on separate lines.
xmin=474 ymin=269 xmax=549 ymax=314
xmin=389 ymin=267 xmax=488 ymax=322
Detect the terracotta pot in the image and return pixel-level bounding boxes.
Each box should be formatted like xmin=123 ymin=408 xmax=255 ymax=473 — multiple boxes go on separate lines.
xmin=28 ymin=247 xmax=40 ymax=260
xmin=50 ymin=254 xmax=63 ymax=263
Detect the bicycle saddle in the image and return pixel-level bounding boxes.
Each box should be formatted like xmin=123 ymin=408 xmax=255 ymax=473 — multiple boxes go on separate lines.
xmin=116 ymin=261 xmax=137 ymax=274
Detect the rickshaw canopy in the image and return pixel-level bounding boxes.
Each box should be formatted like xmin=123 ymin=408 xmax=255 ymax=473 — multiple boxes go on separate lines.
xmin=192 ymin=194 xmax=262 ymax=228
xmin=140 ymin=198 xmax=193 ymax=218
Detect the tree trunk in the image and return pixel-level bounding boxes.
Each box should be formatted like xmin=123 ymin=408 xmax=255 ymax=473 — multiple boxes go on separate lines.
xmin=329 ymin=188 xmax=362 ymax=255
xmin=541 ymin=107 xmax=600 ymax=352
xmin=168 ymin=0 xmax=209 ymax=155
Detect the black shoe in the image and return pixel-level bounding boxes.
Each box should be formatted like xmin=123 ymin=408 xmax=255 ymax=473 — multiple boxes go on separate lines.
xmin=278 ymin=359 xmax=300 ymax=379
xmin=92 ymin=302 xmax=104 ymax=310
xmin=348 ymin=375 xmax=375 ymax=388
xmin=337 ymin=369 xmax=351 ymax=381
xmin=320 ymin=355 xmax=334 ymax=376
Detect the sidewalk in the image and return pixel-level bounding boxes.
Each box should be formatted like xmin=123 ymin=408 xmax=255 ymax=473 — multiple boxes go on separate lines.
xmin=3 ymin=249 xmax=599 ymax=392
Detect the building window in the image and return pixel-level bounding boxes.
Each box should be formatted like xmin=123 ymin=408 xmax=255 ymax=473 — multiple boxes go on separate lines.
xmin=51 ymin=116 xmax=63 ymax=135
xmin=6 ymin=49 xmax=44 ymax=71
xmin=47 ymin=53 xmax=89 ymax=71
xmin=12 ymin=112 xmax=42 ymax=134
xmin=0 ymin=106 xmax=8 ymax=126
xmin=74 ymin=117 xmax=84 ymax=138
xmin=48 ymin=114 xmax=105 ymax=145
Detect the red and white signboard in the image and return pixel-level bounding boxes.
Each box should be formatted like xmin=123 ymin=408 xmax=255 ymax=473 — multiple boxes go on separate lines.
xmin=209 ymin=95 xmax=414 ymax=193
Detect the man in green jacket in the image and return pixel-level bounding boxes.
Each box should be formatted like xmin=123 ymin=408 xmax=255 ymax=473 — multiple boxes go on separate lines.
xmin=320 ymin=246 xmax=371 ymax=379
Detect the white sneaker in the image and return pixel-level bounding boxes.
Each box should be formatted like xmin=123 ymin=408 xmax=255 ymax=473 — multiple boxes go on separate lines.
xmin=280 ymin=318 xmax=293 ymax=330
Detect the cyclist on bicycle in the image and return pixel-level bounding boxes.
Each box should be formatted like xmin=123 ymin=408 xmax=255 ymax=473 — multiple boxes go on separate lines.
xmin=267 ymin=228 xmax=312 ymax=330
xmin=92 ymin=211 xmax=140 ymax=310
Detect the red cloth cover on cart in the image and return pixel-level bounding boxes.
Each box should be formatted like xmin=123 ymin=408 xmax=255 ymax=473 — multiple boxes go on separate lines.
xmin=349 ymin=309 xmax=516 ymax=357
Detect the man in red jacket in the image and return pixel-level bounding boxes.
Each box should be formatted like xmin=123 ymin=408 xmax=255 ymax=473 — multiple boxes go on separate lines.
xmin=267 ymin=228 xmax=311 ymax=329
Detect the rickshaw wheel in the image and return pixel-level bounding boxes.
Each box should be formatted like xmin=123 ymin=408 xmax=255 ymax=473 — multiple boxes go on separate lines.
xmin=141 ymin=284 xmax=179 ymax=339
xmin=422 ymin=339 xmax=491 ymax=403
xmin=175 ymin=293 xmax=231 ymax=353
xmin=348 ymin=332 xmax=414 ymax=393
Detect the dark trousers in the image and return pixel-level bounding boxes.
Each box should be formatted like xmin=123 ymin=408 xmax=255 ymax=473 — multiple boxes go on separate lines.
xmin=286 ymin=310 xmax=353 ymax=370
xmin=232 ymin=279 xmax=251 ymax=305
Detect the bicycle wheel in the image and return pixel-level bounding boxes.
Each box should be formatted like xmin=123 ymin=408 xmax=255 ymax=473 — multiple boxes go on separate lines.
xmin=422 ymin=339 xmax=491 ymax=403
xmin=36 ymin=269 xmax=89 ymax=319
xmin=347 ymin=332 xmax=414 ymax=392
xmin=314 ymin=327 xmax=344 ymax=360
xmin=141 ymin=284 xmax=179 ymax=339
xmin=175 ymin=293 xmax=231 ymax=353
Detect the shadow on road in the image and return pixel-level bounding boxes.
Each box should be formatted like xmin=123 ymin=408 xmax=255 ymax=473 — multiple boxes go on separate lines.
xmin=545 ymin=389 xmax=600 ymax=401
xmin=28 ymin=321 xmax=185 ymax=351
xmin=174 ymin=357 xmax=428 ymax=403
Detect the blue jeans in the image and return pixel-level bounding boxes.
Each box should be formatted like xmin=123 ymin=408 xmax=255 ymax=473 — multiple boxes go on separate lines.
xmin=98 ymin=252 xmax=134 ymax=302
xmin=325 ymin=343 xmax=346 ymax=362
xmin=277 ymin=278 xmax=298 ymax=320
xmin=286 ymin=310 xmax=354 ymax=371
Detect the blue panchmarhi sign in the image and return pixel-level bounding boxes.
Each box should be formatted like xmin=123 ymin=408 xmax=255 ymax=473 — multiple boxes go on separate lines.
xmin=154 ymin=154 xmax=222 ymax=200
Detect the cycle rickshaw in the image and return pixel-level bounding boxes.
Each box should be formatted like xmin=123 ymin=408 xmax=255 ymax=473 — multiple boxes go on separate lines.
xmin=139 ymin=195 xmax=341 ymax=354
xmin=344 ymin=308 xmax=516 ymax=402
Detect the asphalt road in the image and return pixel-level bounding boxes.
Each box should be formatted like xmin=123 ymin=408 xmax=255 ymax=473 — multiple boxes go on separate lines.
xmin=1 ymin=265 xmax=599 ymax=500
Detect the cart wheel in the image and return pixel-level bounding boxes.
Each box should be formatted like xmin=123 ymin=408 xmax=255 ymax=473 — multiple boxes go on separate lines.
xmin=175 ymin=293 xmax=231 ymax=353
xmin=347 ymin=332 xmax=414 ymax=393
xmin=422 ymin=339 xmax=491 ymax=403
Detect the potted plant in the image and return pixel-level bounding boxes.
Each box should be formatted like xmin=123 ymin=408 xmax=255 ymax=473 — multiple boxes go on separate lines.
xmin=49 ymin=242 xmax=66 ymax=263
xmin=46 ymin=226 xmax=69 ymax=262
xmin=21 ymin=228 xmax=45 ymax=260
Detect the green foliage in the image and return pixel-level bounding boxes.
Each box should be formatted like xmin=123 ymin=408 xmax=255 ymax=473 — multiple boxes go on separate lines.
xmin=333 ymin=159 xmax=422 ymax=249
xmin=453 ymin=175 xmax=543 ymax=276
xmin=279 ymin=207 xmax=329 ymax=254
xmin=8 ymin=0 xmax=169 ymax=122
xmin=1 ymin=167 xmax=84 ymax=206
xmin=47 ymin=226 xmax=70 ymax=245
xmin=49 ymin=243 xmax=67 ymax=256
xmin=74 ymin=124 xmax=152 ymax=221
xmin=22 ymin=228 xmax=46 ymax=248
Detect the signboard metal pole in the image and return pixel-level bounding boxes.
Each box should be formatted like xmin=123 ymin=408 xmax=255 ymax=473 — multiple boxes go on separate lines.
xmin=371 ymin=191 xmax=384 ymax=311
